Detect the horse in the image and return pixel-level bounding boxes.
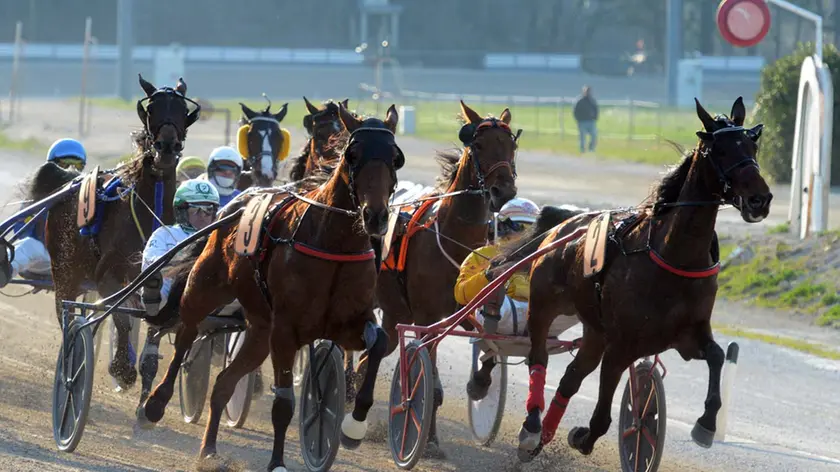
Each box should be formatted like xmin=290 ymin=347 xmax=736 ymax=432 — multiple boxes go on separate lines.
xmin=502 ymin=97 xmax=771 ymax=460
xmin=140 ymin=103 xmax=405 ymax=472
xmin=235 ymin=97 xmax=291 ymax=189
xmin=286 ymin=96 xmax=349 ymax=182
xmin=364 ymin=100 xmax=519 ymax=453
xmin=24 ymin=74 xmax=200 ymax=394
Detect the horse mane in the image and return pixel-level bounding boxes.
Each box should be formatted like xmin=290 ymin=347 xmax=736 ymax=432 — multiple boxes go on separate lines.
xmin=434 ymin=149 xmax=463 ymax=192
xmin=644 ymin=142 xmax=696 ymax=214
xmin=287 ymin=136 xmax=313 ymax=182
xmin=494 ymin=205 xmax=586 ymax=265
xmin=116 ymin=128 xmax=155 ymax=187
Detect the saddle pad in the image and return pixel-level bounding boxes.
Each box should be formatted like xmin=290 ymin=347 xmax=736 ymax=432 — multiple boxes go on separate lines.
xmin=582 ymin=211 xmax=611 ymax=278
xmin=77 ymin=165 xmax=100 ymax=228
xmin=381 ymin=209 xmax=401 ymax=261
xmin=389 ymin=181 xmax=435 ymax=207
xmin=234 ymin=193 xmax=275 ymax=257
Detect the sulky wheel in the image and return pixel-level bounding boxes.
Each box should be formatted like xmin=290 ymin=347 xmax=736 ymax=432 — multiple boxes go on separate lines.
xmin=618 ymin=360 xmax=667 ymax=472
xmin=223 ymin=331 xmax=256 ymax=428
xmin=388 ymin=340 xmax=434 ymax=470
xmin=299 ymin=340 xmax=345 ymax=472
xmin=293 ymin=345 xmax=309 ymax=388
xmin=52 ymin=315 xmax=95 ymax=453
xmin=178 ymin=337 xmax=213 ymax=424
xmin=467 ymin=342 xmax=507 ymax=447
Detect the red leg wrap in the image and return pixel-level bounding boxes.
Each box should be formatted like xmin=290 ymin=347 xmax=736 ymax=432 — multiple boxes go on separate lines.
xmin=526 ymin=365 xmax=547 ymax=412
xmin=541 ymin=393 xmax=570 ymax=444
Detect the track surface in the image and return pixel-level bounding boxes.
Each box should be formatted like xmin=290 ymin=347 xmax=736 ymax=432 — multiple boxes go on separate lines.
xmin=0 ymin=101 xmax=838 ymax=471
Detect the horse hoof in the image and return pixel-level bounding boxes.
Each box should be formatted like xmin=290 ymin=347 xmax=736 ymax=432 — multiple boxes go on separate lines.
xmin=466 ymin=376 xmax=490 ymax=401
xmin=134 ymin=405 xmax=156 ymax=430
xmin=340 ymin=432 xmax=362 ymax=450
xmin=691 ymin=421 xmax=715 ymax=448
xmin=108 ymin=359 xmax=137 ymax=390
xmin=567 ymin=427 xmax=593 ymax=455
xmin=423 ymin=439 xmax=446 ymax=459
xmin=142 ymin=397 xmax=166 ymax=424
xmin=518 ymin=424 xmax=541 ymax=452
xmin=517 ymin=442 xmax=543 ymax=463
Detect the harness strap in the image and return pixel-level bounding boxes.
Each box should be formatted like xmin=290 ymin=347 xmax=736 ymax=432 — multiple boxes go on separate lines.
xmin=648 ymin=249 xmax=721 ymax=278
xmin=434 ymin=220 xmax=462 ymax=269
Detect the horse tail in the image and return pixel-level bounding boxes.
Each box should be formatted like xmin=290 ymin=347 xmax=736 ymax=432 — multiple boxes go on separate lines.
xmin=497 ymin=205 xmax=586 ymax=264
xmin=27 ymin=162 xmax=79 ymax=202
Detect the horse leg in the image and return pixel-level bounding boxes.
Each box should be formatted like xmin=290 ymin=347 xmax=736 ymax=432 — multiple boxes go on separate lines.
xmin=425 ymin=351 xmax=445 ymax=457
xmin=138 ymin=323 xmax=171 ymax=406
xmin=97 ymin=276 xmax=137 ymax=389
xmin=266 ymin=323 xmax=297 ymax=472
xmin=688 ymin=325 xmax=725 ymax=448
xmin=140 ymin=321 xmax=199 ymax=424
xmin=567 ymin=346 xmax=631 ymax=456
xmin=200 ymin=323 xmax=270 ymax=458
xmin=467 ymin=357 xmax=497 ymax=401
xmin=343 ymin=350 xmax=359 ymax=404
xmin=340 ymin=317 xmax=388 ymax=449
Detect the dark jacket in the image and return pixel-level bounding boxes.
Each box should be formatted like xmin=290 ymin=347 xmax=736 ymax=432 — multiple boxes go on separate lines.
xmin=573 ymin=96 xmax=599 ymax=122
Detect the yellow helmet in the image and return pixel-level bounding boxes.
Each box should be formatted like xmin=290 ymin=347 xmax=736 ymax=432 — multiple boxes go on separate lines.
xmin=176 ymin=156 xmax=206 ymax=181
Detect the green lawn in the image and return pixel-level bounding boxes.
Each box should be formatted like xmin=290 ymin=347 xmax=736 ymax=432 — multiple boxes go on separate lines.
xmin=86 ymin=96 xmax=746 ymax=166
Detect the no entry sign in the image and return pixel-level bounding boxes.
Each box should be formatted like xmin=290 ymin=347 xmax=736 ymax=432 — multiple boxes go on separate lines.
xmin=717 ymin=0 xmax=772 ymax=47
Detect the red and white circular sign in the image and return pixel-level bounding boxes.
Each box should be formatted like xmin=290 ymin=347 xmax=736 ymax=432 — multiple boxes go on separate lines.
xmin=717 ymin=0 xmax=771 ymax=48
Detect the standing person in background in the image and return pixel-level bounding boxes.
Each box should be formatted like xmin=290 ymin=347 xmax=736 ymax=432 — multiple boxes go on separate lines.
xmin=573 ymin=85 xmax=599 ymax=154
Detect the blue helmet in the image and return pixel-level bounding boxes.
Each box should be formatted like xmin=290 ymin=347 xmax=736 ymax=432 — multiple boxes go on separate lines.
xmin=46 ymin=138 xmax=87 ymax=165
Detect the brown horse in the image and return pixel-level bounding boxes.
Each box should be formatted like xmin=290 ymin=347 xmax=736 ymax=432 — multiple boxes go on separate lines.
xmin=368 ymin=100 xmax=518 ymax=452
xmin=140 ymin=103 xmax=405 ymax=471
xmin=235 ymin=98 xmax=290 ymax=189
xmin=286 ymin=96 xmax=349 ymax=182
xmin=502 ymin=97 xmax=771 ymax=460
xmin=25 ymin=75 xmax=200 ymax=391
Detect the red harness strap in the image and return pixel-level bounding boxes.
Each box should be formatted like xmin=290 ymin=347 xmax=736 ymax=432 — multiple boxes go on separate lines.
xmin=257 ymin=195 xmax=375 ymax=264
xmin=648 ymin=249 xmax=721 ymax=278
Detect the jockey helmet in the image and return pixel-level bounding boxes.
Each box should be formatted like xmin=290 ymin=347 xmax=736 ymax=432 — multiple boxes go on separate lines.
xmin=173 ymin=179 xmax=220 ymax=230
xmin=176 ymin=156 xmax=206 ymax=181
xmin=207 ymin=146 xmax=243 ymax=196
xmin=496 ymin=197 xmax=540 ymax=239
xmin=46 ymin=138 xmax=87 ymax=171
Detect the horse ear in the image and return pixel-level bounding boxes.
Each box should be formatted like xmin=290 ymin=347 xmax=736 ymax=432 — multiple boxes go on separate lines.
xmin=499 ymin=108 xmax=512 ymax=125
xmin=239 ymin=102 xmax=257 ymax=120
xmin=747 ymin=124 xmax=764 ymax=142
xmin=460 ymin=100 xmax=483 ymax=125
xmin=384 ymin=104 xmax=399 ymax=132
xmin=337 ymin=102 xmax=362 ymax=132
xmin=274 ymin=103 xmax=288 ymax=122
xmin=303 ymin=96 xmax=320 ymax=115
xmin=341 ymin=98 xmax=350 ymax=109
xmin=694 ymin=98 xmax=716 ymax=132
xmin=730 ymin=96 xmax=746 ymax=127
xmin=175 ymin=77 xmax=187 ymax=95
xmin=138 ymin=74 xmax=157 ymax=97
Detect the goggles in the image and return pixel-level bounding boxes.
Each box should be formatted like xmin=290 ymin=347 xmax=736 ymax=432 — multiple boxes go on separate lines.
xmin=188 ymin=203 xmax=218 ymax=217
xmin=54 ymin=157 xmax=85 ymax=171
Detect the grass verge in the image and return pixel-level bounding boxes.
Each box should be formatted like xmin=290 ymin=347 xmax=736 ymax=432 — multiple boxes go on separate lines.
xmin=85 ymin=96 xmax=713 ymax=166
xmin=718 ymin=229 xmax=840 ymax=328
xmin=0 ymin=131 xmax=47 ymax=155
xmin=713 ymin=323 xmax=840 ymax=360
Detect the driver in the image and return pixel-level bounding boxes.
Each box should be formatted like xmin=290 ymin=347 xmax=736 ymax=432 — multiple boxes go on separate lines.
xmin=205 ymin=146 xmax=243 ymax=207
xmin=10 ymin=138 xmax=87 ymax=278
xmin=454 ymin=197 xmax=577 ymax=337
xmin=176 ymin=155 xmax=206 ymax=184
xmin=140 ymin=179 xmax=219 ymax=316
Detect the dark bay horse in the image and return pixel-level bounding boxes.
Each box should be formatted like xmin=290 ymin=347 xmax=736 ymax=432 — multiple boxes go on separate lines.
xmin=286 ymin=96 xmax=349 ymax=182
xmin=235 ymin=98 xmax=290 ymax=189
xmin=26 ymin=75 xmax=200 ymax=391
xmin=140 ymin=103 xmax=405 ymax=471
xmin=368 ymin=100 xmax=519 ymax=452
xmin=506 ymin=97 xmax=771 ymax=460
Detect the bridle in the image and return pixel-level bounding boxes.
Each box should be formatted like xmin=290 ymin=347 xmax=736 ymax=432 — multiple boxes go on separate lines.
xmin=458 ymin=118 xmax=522 ymax=197
xmin=136 ymin=87 xmax=201 ymax=149
xmin=243 ymin=115 xmax=282 ymax=180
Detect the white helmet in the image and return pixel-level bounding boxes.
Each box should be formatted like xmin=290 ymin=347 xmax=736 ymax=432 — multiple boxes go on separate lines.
xmin=207 ymin=146 xmax=243 ymax=196
xmin=498 ymin=198 xmax=540 ymax=224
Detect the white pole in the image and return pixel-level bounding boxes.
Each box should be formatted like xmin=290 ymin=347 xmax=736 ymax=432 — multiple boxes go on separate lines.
xmin=79 ymin=17 xmax=92 ymax=137
xmin=715 ymin=342 xmax=739 ymax=443
xmin=9 ymin=21 xmax=23 ymax=123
